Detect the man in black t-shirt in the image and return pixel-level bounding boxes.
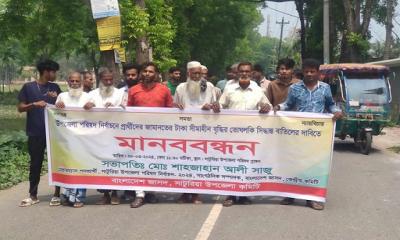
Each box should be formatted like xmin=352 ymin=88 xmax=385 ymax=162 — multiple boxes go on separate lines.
xmin=18 ymin=59 xmax=62 ymax=207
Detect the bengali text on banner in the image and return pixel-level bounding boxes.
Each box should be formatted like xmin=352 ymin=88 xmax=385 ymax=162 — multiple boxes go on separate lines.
xmin=45 ymin=107 xmax=335 ymax=202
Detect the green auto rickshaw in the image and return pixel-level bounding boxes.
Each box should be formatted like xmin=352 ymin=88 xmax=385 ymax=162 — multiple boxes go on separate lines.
xmin=320 ymin=64 xmax=392 ymax=155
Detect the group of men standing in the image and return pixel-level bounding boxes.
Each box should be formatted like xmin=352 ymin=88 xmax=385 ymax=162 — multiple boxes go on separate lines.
xmin=17 ymin=57 xmax=342 ymax=211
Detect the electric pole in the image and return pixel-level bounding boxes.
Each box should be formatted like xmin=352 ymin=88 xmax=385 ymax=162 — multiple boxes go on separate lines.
xmin=323 ymin=0 xmax=330 ymax=64
xmin=276 ymin=17 xmax=290 ymax=60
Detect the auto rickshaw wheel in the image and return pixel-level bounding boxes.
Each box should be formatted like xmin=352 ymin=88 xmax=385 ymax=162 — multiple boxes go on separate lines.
xmin=359 ymin=132 xmax=372 ymax=155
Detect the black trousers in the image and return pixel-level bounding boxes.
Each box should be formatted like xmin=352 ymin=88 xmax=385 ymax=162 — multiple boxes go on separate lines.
xmin=28 ymin=136 xmax=47 ymax=197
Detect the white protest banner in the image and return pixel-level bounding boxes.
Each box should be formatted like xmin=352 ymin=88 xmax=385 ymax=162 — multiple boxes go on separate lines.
xmin=46 ymin=107 xmax=334 ymax=202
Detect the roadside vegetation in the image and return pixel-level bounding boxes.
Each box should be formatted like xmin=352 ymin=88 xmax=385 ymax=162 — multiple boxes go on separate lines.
xmin=0 ymin=88 xmax=47 ymax=189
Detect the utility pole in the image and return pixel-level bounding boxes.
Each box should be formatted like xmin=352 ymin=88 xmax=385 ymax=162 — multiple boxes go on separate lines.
xmin=266 ymin=15 xmax=271 ymax=37
xmin=323 ymin=0 xmax=330 ymax=64
xmin=276 ymin=17 xmax=290 ymax=60
xmin=135 ymin=0 xmax=152 ymax=64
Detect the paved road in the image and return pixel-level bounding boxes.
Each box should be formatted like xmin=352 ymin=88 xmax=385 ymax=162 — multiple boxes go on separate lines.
xmin=1 ymin=130 xmax=400 ymax=240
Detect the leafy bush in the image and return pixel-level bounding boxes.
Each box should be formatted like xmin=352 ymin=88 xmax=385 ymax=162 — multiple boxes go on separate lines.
xmin=0 ymin=131 xmax=47 ymax=189
xmin=0 ymin=91 xmax=19 ymax=105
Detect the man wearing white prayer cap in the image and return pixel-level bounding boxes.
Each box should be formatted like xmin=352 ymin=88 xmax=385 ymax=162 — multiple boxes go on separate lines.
xmin=173 ymin=61 xmax=218 ymax=204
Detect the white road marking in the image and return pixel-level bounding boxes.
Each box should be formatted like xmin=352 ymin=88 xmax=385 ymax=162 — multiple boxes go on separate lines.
xmin=194 ymin=196 xmax=223 ymax=240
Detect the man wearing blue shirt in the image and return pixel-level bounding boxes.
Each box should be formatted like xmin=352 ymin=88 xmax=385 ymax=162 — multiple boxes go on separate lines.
xmin=274 ymin=58 xmax=342 ymax=210
xmin=18 ymin=60 xmax=62 ymax=207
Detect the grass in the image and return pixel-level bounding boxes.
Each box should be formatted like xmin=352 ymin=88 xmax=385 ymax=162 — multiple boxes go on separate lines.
xmin=0 ymin=104 xmax=26 ymax=132
xmin=387 ymin=146 xmax=400 ymax=154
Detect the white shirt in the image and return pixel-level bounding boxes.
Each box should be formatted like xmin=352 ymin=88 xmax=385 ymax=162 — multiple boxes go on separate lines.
xmin=56 ymin=92 xmax=91 ymax=107
xmin=219 ymin=83 xmax=271 ymax=110
xmin=259 ymin=77 xmax=271 ymax=94
xmin=120 ymin=85 xmax=129 ymax=107
xmin=224 ymin=79 xmax=259 ymax=92
xmin=174 ymin=81 xmax=216 ymax=108
xmin=89 ymin=87 xmax=124 ymax=107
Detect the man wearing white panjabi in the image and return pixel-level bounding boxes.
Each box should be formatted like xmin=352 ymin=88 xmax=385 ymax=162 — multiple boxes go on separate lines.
xmin=55 ymin=72 xmax=91 ymax=208
xmin=173 ymin=61 xmax=217 ymax=204
xmin=56 ymin=72 xmax=91 ymax=108
xmin=85 ymin=67 xmax=124 ymax=110
xmin=174 ymin=61 xmax=217 ymax=110
xmin=84 ymin=67 xmax=124 ymax=205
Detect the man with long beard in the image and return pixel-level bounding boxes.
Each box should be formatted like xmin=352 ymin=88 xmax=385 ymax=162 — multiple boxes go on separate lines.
xmin=212 ymin=62 xmax=272 ymax=207
xmin=55 ymin=72 xmax=91 ymax=208
xmin=84 ymin=67 xmax=124 ymax=205
xmin=127 ymin=62 xmax=173 ymax=208
xmin=173 ymin=61 xmax=217 ymax=204
xmin=85 ymin=67 xmax=124 ymax=109
xmin=174 ymin=61 xmax=216 ymax=110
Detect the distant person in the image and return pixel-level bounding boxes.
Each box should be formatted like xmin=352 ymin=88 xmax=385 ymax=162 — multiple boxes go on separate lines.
xmin=164 ymin=67 xmax=182 ymax=96
xmin=55 ymin=72 xmax=91 ymax=208
xmin=267 ymin=58 xmax=300 ymax=107
xmin=201 ymin=65 xmax=209 ymax=80
xmin=216 ymin=65 xmax=235 ymax=92
xmin=18 ymin=59 xmax=62 ymax=207
xmin=252 ymin=64 xmax=270 ymax=94
xmin=293 ymin=68 xmax=303 ymax=80
xmin=274 ymin=58 xmax=343 ymax=210
xmin=200 ymin=64 xmax=222 ymax=99
xmin=118 ymin=63 xmax=141 ymax=107
xmin=82 ymin=71 xmax=94 ymax=93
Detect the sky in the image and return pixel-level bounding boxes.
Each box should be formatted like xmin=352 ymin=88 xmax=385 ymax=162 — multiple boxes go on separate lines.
xmin=257 ymin=1 xmax=400 ymax=43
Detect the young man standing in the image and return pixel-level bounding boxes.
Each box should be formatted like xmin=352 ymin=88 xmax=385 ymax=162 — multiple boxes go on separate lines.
xmin=274 ymin=58 xmax=343 ymax=210
xmin=18 ymin=59 xmax=62 ymax=207
xmin=267 ymin=58 xmax=300 ymax=107
xmin=164 ymin=67 xmax=182 ymax=96
xmin=127 ymin=62 xmax=174 ymax=208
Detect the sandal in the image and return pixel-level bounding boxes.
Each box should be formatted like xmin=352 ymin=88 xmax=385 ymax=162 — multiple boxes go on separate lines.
xmin=49 ymin=197 xmax=61 ymax=206
xmin=130 ymin=197 xmax=145 ymax=208
xmin=222 ymin=196 xmax=235 ymax=207
xmin=111 ymin=195 xmax=120 ymax=205
xmin=191 ymin=194 xmax=203 ymax=204
xmin=20 ymin=197 xmax=40 ymax=207
xmin=73 ymin=202 xmax=84 ymax=208
xmin=306 ymin=200 xmax=325 ymax=210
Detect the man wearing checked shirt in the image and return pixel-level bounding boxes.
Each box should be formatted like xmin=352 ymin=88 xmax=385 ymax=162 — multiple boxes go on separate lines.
xmin=274 ymin=58 xmax=343 ymax=210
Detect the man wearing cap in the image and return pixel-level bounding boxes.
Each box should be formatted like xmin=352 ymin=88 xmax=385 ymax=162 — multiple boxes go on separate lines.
xmin=173 ymin=61 xmax=218 ymax=204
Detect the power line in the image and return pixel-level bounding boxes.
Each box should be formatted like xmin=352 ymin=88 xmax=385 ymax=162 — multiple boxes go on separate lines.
xmin=265 ymin=4 xmax=300 ymax=19
xmin=393 ymin=17 xmax=400 ymax=27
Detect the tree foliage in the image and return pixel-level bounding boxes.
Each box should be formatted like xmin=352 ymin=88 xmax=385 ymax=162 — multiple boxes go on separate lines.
xmin=0 ymin=0 xmax=274 ymax=75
